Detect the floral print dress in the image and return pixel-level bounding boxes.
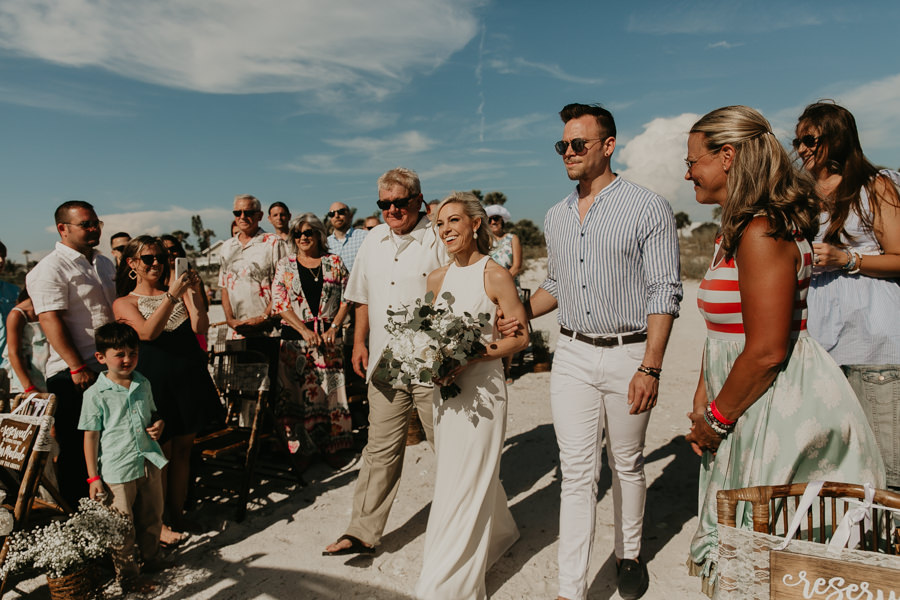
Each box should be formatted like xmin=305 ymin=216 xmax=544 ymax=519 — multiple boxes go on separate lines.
xmin=271 ymin=254 xmax=352 ymax=456
xmin=687 ymin=234 xmax=885 ymax=596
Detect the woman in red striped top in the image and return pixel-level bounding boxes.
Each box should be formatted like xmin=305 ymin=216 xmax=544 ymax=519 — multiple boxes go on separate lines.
xmin=682 ymin=106 xmax=885 ymax=597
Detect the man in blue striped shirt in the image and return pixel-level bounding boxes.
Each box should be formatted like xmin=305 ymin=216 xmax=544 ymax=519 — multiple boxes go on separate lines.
xmin=526 ymin=104 xmax=682 ymax=600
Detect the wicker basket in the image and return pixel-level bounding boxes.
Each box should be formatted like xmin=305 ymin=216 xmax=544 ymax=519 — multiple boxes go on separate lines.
xmin=46 ymin=563 xmax=100 ymax=600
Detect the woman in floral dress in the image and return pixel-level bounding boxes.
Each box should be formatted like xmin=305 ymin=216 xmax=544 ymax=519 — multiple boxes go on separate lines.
xmin=272 ymin=213 xmax=352 ymax=468
xmin=682 ymin=106 xmax=885 ymax=597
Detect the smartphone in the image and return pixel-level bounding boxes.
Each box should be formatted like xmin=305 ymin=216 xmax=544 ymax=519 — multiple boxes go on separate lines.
xmin=174 ymin=257 xmax=188 ymax=280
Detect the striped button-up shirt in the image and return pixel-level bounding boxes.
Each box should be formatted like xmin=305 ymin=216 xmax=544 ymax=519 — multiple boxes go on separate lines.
xmin=540 ymin=176 xmax=682 ymax=335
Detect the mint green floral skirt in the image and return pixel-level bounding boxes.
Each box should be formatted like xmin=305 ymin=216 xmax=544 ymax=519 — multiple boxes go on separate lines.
xmin=688 ymin=333 xmax=886 ymax=595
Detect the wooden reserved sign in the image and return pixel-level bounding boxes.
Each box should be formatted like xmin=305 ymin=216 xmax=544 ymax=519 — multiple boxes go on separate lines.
xmin=771 ymin=549 xmax=899 ymax=599
xmin=0 ymin=419 xmax=37 ymax=471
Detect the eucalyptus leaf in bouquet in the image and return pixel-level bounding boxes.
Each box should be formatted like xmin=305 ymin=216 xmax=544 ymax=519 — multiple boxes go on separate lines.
xmin=375 ymin=291 xmax=492 ymax=400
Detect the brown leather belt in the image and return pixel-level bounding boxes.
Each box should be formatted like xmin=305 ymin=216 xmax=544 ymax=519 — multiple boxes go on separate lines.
xmin=559 ymin=327 xmax=647 ymax=347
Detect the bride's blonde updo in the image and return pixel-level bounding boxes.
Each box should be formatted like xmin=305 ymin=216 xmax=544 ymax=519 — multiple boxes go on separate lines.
xmin=432 ymin=192 xmax=494 ymax=256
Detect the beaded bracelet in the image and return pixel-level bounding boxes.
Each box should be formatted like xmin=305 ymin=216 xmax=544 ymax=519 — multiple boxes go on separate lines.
xmin=704 ymin=408 xmax=730 ymax=438
xmin=847 ymin=252 xmax=862 ymax=275
xmin=841 ymin=249 xmax=858 ymax=272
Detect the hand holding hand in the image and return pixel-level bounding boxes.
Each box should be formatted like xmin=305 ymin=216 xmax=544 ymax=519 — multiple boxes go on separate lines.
xmin=685 ymin=411 xmax=722 ymax=456
xmin=72 ymin=369 xmax=96 ymax=391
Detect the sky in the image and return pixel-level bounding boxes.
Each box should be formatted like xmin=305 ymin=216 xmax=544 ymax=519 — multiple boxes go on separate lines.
xmin=3 ymin=0 xmax=900 ymax=263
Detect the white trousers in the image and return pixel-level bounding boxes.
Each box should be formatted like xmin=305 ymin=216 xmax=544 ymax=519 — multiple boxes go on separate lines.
xmin=551 ymin=335 xmax=650 ymax=600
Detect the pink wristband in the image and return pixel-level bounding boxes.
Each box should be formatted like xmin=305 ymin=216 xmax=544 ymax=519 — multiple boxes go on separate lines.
xmin=70 ymin=364 xmax=87 ymax=375
xmin=23 ymin=385 xmax=36 ymax=393
xmin=710 ymin=401 xmax=735 ymax=425
xmin=86 ymin=475 xmax=101 ymax=484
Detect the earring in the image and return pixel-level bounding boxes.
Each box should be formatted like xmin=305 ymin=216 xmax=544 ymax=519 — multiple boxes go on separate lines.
xmin=128 ymin=269 xmax=137 ymax=280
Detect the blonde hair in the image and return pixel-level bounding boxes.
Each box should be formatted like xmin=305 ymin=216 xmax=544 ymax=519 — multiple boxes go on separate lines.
xmin=690 ymin=105 xmax=818 ymax=256
xmin=432 ymin=192 xmax=493 ymax=256
xmin=377 ymin=167 xmax=421 ymax=197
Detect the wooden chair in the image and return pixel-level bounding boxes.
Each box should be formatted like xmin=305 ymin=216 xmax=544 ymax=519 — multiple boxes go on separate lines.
xmin=194 ymin=350 xmax=304 ymax=521
xmin=717 ymin=481 xmax=900 ymax=553
xmin=0 ymin=393 xmax=70 ymax=594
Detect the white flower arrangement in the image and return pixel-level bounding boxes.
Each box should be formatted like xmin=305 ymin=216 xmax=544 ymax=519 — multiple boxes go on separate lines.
xmin=0 ymin=498 xmax=131 ymax=579
xmin=375 ymin=290 xmax=491 ymax=401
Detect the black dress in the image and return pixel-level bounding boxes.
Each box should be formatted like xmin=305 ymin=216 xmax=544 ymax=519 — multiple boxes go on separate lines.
xmin=132 ymin=293 xmax=222 ymax=442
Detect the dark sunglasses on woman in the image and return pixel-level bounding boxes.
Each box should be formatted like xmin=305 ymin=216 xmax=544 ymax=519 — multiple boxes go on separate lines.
xmin=292 ymin=229 xmax=316 ymax=239
xmin=791 ymin=135 xmax=819 ymax=150
xmin=139 ymin=254 xmax=167 ymax=266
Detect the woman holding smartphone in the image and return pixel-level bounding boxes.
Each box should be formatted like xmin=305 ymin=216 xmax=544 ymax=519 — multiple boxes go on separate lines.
xmin=114 ymin=235 xmax=220 ymax=544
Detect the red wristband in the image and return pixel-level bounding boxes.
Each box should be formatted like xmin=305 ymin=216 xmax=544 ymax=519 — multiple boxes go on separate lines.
xmin=710 ymin=401 xmax=735 ymax=425
xmin=23 ymin=385 xmax=36 ymax=393
xmin=70 ymin=364 xmax=87 ymax=375
xmin=86 ymin=475 xmax=101 ymax=484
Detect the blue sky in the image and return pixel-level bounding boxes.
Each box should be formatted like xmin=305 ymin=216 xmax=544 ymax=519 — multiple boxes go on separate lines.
xmin=3 ymin=0 xmax=900 ymax=263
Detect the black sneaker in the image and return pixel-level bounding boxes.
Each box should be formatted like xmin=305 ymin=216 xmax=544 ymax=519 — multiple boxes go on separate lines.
xmin=617 ymin=556 xmax=649 ymax=600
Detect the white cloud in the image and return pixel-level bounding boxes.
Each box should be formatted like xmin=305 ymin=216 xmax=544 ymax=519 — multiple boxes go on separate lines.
xmin=707 ymin=41 xmax=743 ymax=49
xmin=488 ymin=58 xmax=603 ymax=85
xmin=627 ymin=4 xmax=826 ymax=35
xmin=617 ymin=113 xmax=702 ymax=218
xmin=93 ymin=206 xmax=234 ymax=255
xmin=328 ymin=131 xmax=435 ymax=155
xmin=0 ymin=82 xmax=135 ymax=116
xmin=0 ymin=0 xmax=480 ymax=95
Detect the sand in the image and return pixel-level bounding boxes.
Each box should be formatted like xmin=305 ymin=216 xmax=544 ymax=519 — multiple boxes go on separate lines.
xmin=7 ymin=260 xmax=709 ymax=599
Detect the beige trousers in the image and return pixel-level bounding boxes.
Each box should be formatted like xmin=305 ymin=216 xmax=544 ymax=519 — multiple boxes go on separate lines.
xmin=344 ymin=378 xmax=434 ymax=546
xmin=106 ymin=461 xmax=164 ymax=580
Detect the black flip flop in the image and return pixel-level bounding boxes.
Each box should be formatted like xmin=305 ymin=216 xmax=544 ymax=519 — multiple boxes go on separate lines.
xmin=322 ymin=534 xmax=376 ymax=556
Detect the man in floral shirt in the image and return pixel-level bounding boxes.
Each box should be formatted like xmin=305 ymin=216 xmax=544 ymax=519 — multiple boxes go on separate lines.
xmin=218 ymin=194 xmax=286 ymax=342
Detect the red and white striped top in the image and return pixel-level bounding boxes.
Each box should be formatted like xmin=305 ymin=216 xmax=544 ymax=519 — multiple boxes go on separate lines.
xmin=697 ymin=235 xmax=812 ymax=340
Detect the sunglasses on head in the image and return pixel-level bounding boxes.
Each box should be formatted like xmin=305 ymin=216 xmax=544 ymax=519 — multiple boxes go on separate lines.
xmin=292 ymin=229 xmax=316 ymax=239
xmin=376 ymin=194 xmax=417 ymax=211
xmin=327 ymin=208 xmax=350 ymax=218
xmin=791 ymin=135 xmax=819 ymax=150
xmin=232 ymin=209 xmax=259 ymax=217
xmin=139 ymin=254 xmax=167 ymax=266
xmin=554 ymin=138 xmax=602 ymax=156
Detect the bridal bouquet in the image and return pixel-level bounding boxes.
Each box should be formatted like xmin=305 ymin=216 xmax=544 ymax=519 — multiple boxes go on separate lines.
xmin=375 ymin=290 xmax=491 ymax=401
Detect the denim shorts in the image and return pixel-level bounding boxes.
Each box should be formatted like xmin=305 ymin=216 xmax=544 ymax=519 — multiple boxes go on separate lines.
xmin=842 ymin=364 xmax=900 ymax=488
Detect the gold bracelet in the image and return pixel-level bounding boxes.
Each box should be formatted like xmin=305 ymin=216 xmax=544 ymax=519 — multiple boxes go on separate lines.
xmin=164 ymin=292 xmax=178 ymax=305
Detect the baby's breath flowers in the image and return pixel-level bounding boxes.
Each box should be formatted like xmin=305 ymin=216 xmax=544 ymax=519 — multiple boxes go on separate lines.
xmin=0 ymin=498 xmax=131 ymax=579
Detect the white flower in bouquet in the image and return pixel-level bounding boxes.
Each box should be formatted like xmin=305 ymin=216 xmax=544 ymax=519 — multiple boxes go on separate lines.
xmin=375 ymin=290 xmax=491 ymax=400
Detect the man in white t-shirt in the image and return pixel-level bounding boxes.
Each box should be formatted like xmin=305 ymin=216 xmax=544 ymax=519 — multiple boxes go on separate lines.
xmin=323 ymin=167 xmax=448 ymax=556
xmin=26 ymin=200 xmax=116 ymax=506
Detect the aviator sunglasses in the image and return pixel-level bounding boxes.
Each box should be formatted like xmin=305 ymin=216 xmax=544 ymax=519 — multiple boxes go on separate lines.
xmin=138 ymin=254 xmax=167 ymax=266
xmin=791 ymin=135 xmax=819 ymax=150
xmin=554 ymin=138 xmax=602 ymax=156
xmin=327 ymin=208 xmax=350 ymax=218
xmin=376 ymin=194 xmax=417 ymax=210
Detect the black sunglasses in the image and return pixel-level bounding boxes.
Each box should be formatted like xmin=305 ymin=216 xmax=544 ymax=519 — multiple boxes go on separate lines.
xmin=791 ymin=135 xmax=819 ymax=150
xmin=366 ymin=225 xmax=378 ymax=230
xmin=327 ymin=208 xmax=350 ymax=218
xmin=554 ymin=138 xmax=602 ymax=156
xmin=488 ymin=215 xmax=504 ymax=223
xmin=64 ymin=220 xmax=103 ymax=230
xmin=376 ymin=194 xmax=417 ymax=210
xmin=292 ymin=229 xmax=316 ymax=239
xmin=233 ymin=209 xmax=260 ymax=217
xmin=112 ymin=245 xmax=127 ymax=254
xmin=139 ymin=254 xmax=167 ymax=266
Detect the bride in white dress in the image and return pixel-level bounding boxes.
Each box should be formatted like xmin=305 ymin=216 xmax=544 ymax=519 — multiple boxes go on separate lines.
xmin=415 ymin=193 xmax=529 ymax=600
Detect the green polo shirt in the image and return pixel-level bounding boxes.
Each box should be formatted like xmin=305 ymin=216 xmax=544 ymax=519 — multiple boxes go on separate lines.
xmin=78 ymin=371 xmax=168 ymax=484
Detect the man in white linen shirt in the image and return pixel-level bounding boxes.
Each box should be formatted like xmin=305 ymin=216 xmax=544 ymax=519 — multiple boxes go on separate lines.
xmin=26 ymin=200 xmax=116 ymax=507
xmin=323 ymin=167 xmax=447 ymax=556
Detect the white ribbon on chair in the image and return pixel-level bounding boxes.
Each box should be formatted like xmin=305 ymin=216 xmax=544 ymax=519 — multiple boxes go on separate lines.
xmin=774 ymin=480 xmax=900 ymax=554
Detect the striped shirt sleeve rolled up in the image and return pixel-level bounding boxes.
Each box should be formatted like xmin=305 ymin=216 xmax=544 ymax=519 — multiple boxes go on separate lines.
xmin=540 ymin=176 xmax=682 ymax=335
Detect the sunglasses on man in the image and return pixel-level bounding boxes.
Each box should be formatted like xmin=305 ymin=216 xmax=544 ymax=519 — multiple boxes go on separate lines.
xmin=327 ymin=208 xmax=350 ymax=218
xmin=112 ymin=245 xmax=127 ymax=254
xmin=232 ymin=209 xmax=260 ymax=217
xmin=554 ymin=138 xmax=602 ymax=156
xmin=791 ymin=135 xmax=819 ymax=150
xmin=376 ymin=194 xmax=417 ymax=211
xmin=63 ymin=220 xmax=103 ymax=230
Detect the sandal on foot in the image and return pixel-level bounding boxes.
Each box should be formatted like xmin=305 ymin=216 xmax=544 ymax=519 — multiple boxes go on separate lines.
xmin=322 ymin=534 xmax=376 ymax=556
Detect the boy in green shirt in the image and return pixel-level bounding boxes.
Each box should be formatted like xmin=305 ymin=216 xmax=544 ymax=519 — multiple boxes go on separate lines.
xmin=79 ymin=322 xmax=169 ymax=590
